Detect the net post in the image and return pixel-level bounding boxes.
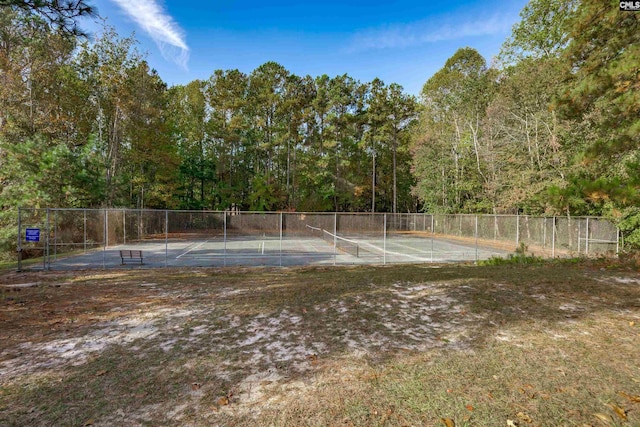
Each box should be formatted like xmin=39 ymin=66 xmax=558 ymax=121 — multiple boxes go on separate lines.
xmin=165 ymin=209 xmax=169 ymax=267
xmin=17 ymin=207 xmax=22 ymax=272
xmin=383 ymin=213 xmax=387 ymax=265
xmin=279 ymin=212 xmax=283 ymax=267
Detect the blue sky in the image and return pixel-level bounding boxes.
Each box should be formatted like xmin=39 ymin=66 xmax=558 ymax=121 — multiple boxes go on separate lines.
xmin=84 ymin=0 xmax=528 ymax=95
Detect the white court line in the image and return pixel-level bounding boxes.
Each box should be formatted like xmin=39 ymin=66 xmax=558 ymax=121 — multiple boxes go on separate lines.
xmin=386 ymin=240 xmax=436 ymax=256
xmin=176 ymin=238 xmax=217 ymax=259
xmin=357 ymin=241 xmax=430 ymax=261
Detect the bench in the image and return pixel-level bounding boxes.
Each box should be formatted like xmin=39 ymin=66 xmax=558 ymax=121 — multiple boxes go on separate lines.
xmin=120 ymin=250 xmax=143 ymax=265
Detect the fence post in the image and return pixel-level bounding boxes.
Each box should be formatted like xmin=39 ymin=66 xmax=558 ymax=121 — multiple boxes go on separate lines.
xmin=552 ymin=216 xmax=556 ymax=258
xmin=102 ymin=209 xmax=107 ymax=269
xmin=105 ymin=209 xmax=109 ymax=248
xmin=223 ymin=211 xmax=227 ymax=267
xmin=431 ymin=214 xmax=434 ymax=234
xmin=83 ymin=209 xmax=87 ymax=253
xmin=543 ymin=217 xmax=547 ymax=253
xmin=616 ymin=227 xmax=620 ymax=255
xmin=578 ymin=220 xmax=581 ymax=254
xmin=430 ymin=232 xmax=434 ymax=263
xmin=45 ymin=208 xmax=50 ymax=270
xmin=383 ymin=213 xmax=387 ymax=265
xmin=516 ymin=212 xmax=520 ymax=248
xmin=279 ymin=212 xmax=283 ymax=267
xmin=17 ymin=207 xmax=22 ymax=272
xmin=165 ymin=209 xmax=168 ymax=267
xmin=333 ymin=213 xmax=337 ymax=266
xmin=475 ymin=215 xmax=478 ymax=263
xmin=123 ymin=208 xmax=126 ymax=245
xmin=53 ymin=209 xmax=57 ymax=262
xmin=585 ymin=217 xmax=589 ymax=256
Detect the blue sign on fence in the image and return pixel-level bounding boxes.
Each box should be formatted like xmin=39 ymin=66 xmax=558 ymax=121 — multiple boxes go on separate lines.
xmin=25 ymin=228 xmax=40 ymax=242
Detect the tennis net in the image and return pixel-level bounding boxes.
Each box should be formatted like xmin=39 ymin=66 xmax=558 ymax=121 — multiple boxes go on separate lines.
xmin=305 ymin=224 xmax=322 ymax=236
xmin=322 ymin=229 xmax=359 ymax=257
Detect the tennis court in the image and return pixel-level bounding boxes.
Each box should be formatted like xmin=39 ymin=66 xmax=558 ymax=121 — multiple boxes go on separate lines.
xmin=43 ymin=231 xmax=507 ymax=270
xmin=17 ymin=209 xmax=618 ymax=270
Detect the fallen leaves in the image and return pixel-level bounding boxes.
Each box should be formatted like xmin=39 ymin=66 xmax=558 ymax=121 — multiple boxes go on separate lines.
xmin=618 ymin=391 xmax=640 ymax=403
xmin=592 ymin=412 xmax=612 ymax=425
xmin=606 ymin=403 xmax=627 ymax=420
xmin=308 ymin=353 xmax=319 ymax=365
xmin=440 ymin=418 xmax=455 ymax=427
xmin=217 ymin=389 xmax=234 ymax=406
xmin=516 ymin=411 xmax=533 ymax=423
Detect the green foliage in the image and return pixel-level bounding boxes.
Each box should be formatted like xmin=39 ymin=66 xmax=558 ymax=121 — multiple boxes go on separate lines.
xmin=411 ymin=0 xmax=640 ymax=248
xmin=618 ymin=207 xmax=640 ymax=249
xmin=248 ymin=174 xmax=286 ymax=211
xmin=413 ymin=47 xmax=494 ymax=213
xmin=500 ymin=0 xmax=577 ymax=63
xmin=479 ymin=242 xmax=545 ymax=266
xmin=557 ymin=0 xmax=640 ymax=208
xmin=1 ymin=0 xmax=639 ymax=261
xmin=479 ymin=252 xmax=545 ymax=266
xmin=0 ymin=0 xmax=96 ymax=37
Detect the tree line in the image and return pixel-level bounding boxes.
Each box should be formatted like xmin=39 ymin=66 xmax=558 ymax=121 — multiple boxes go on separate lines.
xmin=411 ymin=0 xmax=639 ymax=246
xmin=0 ymin=0 xmax=638 ymax=260
xmin=0 ymin=5 xmax=418 ymax=258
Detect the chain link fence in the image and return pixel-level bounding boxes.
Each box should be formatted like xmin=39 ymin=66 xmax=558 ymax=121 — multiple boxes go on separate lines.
xmin=17 ymin=208 xmax=619 ymax=270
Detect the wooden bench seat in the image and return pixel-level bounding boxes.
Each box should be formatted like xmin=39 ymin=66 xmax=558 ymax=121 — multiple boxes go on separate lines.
xmin=120 ymin=250 xmax=143 ymax=265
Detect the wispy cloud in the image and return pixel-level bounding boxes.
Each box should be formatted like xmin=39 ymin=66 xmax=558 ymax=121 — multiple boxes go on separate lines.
xmin=110 ymin=0 xmax=189 ymax=69
xmin=347 ymin=12 xmax=517 ymax=53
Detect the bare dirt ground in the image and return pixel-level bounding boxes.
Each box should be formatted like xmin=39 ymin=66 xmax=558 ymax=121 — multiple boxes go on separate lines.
xmin=1 ymin=260 xmax=639 ymax=426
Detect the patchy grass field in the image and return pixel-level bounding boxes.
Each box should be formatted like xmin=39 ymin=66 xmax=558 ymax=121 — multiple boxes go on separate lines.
xmin=1 ymin=261 xmax=639 ymax=426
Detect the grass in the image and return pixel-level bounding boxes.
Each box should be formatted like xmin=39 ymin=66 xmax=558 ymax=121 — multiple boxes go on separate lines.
xmin=1 ymin=260 xmax=639 ymax=426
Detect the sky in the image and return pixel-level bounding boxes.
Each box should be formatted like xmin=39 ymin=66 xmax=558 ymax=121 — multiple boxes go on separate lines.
xmin=82 ymin=0 xmax=529 ymax=96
